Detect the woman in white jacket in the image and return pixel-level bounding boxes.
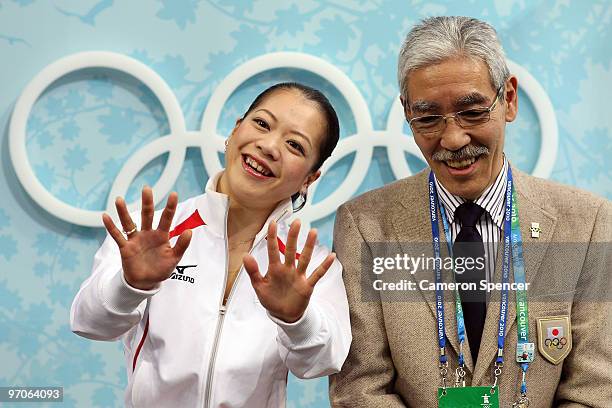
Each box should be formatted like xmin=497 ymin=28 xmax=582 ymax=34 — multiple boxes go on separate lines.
xmin=70 ymin=82 xmax=351 ymax=407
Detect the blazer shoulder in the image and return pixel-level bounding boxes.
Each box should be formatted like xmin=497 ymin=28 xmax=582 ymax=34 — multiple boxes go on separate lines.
xmin=516 ymin=171 xmax=609 ymax=217
xmin=339 ymin=170 xmax=428 ymax=216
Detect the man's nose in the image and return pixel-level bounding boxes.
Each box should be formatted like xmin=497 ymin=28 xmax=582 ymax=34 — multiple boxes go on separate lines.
xmin=439 ymin=117 xmax=470 ymax=152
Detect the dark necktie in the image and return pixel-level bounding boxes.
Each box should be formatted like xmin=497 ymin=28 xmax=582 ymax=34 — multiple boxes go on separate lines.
xmin=453 ymin=202 xmax=486 ymax=365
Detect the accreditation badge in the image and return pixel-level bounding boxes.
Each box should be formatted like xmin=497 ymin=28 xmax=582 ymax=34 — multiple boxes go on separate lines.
xmin=536 ymin=315 xmax=572 ymax=364
xmin=438 ymin=386 xmax=499 ymax=408
xmin=516 ymin=342 xmax=535 ymax=363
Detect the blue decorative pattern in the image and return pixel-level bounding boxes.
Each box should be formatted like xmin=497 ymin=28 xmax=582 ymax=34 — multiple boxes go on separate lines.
xmin=0 ymin=1 xmax=610 ymax=407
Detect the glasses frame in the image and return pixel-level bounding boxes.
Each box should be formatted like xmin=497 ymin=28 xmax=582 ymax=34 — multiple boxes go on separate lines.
xmin=406 ymin=85 xmax=505 ymax=137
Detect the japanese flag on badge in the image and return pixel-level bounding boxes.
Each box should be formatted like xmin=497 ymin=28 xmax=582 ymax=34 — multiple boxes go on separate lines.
xmin=538 ymin=315 xmax=572 ymax=365
xmin=547 ymin=326 xmax=563 ymax=338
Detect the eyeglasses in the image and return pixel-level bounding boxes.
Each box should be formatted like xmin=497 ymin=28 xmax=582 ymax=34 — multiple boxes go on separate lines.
xmin=407 ymin=86 xmax=504 ymax=137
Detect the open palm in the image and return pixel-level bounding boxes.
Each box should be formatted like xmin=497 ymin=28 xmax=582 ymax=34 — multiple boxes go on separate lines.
xmin=102 ymin=187 xmax=192 ymax=290
xmin=243 ymin=219 xmax=335 ymax=323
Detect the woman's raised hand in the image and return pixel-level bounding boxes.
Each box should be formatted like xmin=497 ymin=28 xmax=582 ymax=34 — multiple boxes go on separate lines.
xmin=102 ymin=186 xmax=192 ymax=290
xmin=243 ymin=219 xmax=336 ymax=323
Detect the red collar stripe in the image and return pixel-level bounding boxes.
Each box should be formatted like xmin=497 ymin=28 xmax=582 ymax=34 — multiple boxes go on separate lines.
xmin=169 ymin=210 xmax=206 ymax=239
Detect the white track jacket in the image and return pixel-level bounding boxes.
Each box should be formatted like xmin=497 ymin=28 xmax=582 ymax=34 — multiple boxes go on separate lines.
xmin=70 ymin=173 xmax=352 ymax=407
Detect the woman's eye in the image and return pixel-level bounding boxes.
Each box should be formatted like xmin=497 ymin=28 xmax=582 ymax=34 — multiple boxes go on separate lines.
xmin=254 ymin=118 xmax=269 ymax=129
xmin=288 ymin=140 xmax=304 ymax=154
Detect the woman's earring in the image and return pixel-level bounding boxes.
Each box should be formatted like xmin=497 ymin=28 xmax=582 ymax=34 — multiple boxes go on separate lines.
xmin=224 ymin=138 xmax=229 ymax=152
xmin=292 ymin=190 xmax=308 ymax=212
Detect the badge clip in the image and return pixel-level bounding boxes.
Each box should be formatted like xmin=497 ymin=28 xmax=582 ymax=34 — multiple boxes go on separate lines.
xmin=513 ymin=395 xmax=530 ymax=408
xmin=530 ymin=222 xmax=541 ymax=238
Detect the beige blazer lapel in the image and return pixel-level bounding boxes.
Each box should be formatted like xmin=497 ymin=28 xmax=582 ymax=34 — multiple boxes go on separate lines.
xmin=473 ymin=169 xmax=558 ymax=383
xmin=389 ymin=170 xmax=465 ymax=368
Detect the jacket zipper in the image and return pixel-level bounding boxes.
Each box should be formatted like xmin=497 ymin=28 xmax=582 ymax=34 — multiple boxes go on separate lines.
xmin=202 ymin=209 xmax=289 ymax=407
xmin=202 ymin=205 xmax=230 ymax=408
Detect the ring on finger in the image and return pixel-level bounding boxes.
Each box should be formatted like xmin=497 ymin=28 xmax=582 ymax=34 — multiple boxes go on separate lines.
xmin=123 ymin=226 xmax=137 ymax=236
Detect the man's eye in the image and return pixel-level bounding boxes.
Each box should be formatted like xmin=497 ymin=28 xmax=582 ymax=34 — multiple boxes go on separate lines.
xmin=414 ymin=116 xmax=441 ymax=127
xmin=288 ymin=140 xmax=304 ymax=154
xmin=254 ymin=118 xmax=269 ymax=129
xmin=459 ymin=109 xmax=488 ymax=120
xmin=418 ymin=116 xmax=440 ymax=124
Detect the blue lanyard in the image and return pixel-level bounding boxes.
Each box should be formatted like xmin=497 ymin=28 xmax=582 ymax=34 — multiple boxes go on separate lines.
xmin=506 ymin=170 xmax=531 ymax=395
xmin=497 ymin=169 xmax=513 ymax=363
xmin=427 ymin=177 xmax=447 ymax=364
xmin=428 ymin=167 xmax=531 ymax=395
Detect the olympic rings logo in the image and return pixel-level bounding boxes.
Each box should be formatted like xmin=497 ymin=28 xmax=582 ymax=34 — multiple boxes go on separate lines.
xmin=9 ymin=51 xmax=558 ymax=228
xmin=544 ymin=336 xmax=568 ymax=349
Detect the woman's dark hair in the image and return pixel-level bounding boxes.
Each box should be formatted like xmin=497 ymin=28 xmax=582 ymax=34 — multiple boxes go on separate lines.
xmin=241 ymin=82 xmax=340 ymax=171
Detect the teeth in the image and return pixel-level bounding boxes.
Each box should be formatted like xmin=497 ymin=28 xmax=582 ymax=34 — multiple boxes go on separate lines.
xmin=245 ymin=156 xmax=271 ymax=176
xmin=446 ymin=157 xmax=477 ymax=169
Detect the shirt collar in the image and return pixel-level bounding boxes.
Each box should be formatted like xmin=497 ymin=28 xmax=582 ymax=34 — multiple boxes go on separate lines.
xmin=434 ymin=157 xmax=508 ymax=228
xmin=197 ymin=170 xmax=293 ymax=238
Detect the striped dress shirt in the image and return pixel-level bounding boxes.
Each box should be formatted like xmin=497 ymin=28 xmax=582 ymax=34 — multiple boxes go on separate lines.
xmin=434 ymin=158 xmax=509 ymax=285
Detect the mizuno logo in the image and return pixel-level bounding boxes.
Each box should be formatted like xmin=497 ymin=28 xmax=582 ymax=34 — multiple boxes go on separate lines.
xmin=170 ymin=265 xmax=197 ymax=284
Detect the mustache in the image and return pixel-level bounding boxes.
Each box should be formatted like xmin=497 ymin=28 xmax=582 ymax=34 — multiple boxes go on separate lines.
xmin=431 ymin=145 xmax=489 ymax=162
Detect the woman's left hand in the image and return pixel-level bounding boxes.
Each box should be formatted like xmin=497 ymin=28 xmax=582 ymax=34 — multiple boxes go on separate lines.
xmin=243 ymin=219 xmax=336 ymax=323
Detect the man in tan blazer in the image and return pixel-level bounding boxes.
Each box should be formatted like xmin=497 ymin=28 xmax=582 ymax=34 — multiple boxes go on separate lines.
xmin=329 ymin=16 xmax=611 ymax=407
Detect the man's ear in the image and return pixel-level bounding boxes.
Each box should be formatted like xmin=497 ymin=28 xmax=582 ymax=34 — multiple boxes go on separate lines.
xmin=301 ymin=170 xmax=321 ymax=192
xmin=504 ymin=76 xmax=519 ymax=123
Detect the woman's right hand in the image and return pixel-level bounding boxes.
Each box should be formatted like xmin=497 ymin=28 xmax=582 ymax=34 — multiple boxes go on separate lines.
xmin=102 ymin=186 xmax=192 ymax=290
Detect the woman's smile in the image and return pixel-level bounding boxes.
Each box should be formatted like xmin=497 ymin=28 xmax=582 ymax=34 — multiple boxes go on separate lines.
xmin=241 ymin=154 xmax=275 ymax=179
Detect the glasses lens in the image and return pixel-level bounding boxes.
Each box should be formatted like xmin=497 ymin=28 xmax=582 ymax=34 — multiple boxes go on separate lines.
xmin=457 ymin=109 xmax=490 ymax=127
xmin=411 ymin=115 xmax=443 ymax=134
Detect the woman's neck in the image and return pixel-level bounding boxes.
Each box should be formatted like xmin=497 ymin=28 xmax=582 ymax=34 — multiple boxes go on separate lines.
xmin=216 ymin=171 xmax=278 ymax=241
xmin=226 ymin=200 xmax=273 ymax=241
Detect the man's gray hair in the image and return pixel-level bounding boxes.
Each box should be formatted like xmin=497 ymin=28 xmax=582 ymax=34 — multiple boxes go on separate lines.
xmin=397 ymin=16 xmax=510 ymax=102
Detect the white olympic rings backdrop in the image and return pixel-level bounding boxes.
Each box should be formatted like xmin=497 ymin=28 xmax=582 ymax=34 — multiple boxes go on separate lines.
xmin=9 ymin=51 xmax=558 ymax=228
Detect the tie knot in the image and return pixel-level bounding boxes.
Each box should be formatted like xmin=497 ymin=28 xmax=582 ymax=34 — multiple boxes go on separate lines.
xmin=454 ymin=202 xmax=484 ymax=227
